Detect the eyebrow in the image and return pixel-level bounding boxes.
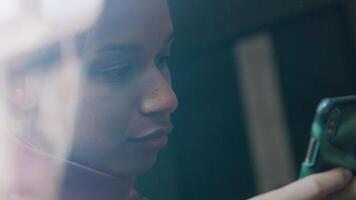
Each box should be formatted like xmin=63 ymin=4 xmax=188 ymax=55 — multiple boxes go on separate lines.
xmin=165 ymin=32 xmax=174 ymax=45
xmin=94 ymin=32 xmax=174 ymax=54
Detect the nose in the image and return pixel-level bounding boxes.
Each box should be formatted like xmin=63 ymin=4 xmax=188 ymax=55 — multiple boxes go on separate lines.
xmin=139 ymin=67 xmax=178 ymax=116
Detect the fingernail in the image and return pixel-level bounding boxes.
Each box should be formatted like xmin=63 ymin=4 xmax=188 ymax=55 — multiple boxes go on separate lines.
xmin=342 ymin=168 xmax=352 ymax=180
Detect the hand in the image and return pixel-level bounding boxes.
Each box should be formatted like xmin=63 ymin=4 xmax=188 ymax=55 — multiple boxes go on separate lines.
xmin=328 ymin=176 xmax=356 ymax=200
xmin=249 ymin=168 xmax=354 ymax=200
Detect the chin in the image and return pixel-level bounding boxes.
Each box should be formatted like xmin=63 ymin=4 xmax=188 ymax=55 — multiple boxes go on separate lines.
xmin=106 ymin=151 xmax=159 ymax=177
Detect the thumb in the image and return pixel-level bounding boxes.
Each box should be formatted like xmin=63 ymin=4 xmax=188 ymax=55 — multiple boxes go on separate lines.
xmin=250 ymin=168 xmax=352 ymax=200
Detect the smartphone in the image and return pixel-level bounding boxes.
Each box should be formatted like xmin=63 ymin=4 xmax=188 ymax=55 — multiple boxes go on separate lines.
xmin=299 ymin=95 xmax=356 ymax=178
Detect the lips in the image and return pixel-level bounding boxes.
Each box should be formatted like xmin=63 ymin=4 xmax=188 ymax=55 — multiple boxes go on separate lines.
xmin=127 ymin=127 xmax=173 ymax=146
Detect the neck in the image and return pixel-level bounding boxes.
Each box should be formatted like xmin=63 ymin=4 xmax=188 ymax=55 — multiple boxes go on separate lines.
xmin=8 ymin=136 xmax=140 ymax=200
xmin=60 ymin=162 xmax=137 ymax=200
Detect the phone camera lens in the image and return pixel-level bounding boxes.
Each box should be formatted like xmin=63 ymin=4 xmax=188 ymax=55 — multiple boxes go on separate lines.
xmin=326 ymin=108 xmax=341 ymax=139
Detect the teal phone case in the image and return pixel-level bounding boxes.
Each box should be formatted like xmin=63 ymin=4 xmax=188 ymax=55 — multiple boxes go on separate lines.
xmin=299 ymin=95 xmax=356 ymax=178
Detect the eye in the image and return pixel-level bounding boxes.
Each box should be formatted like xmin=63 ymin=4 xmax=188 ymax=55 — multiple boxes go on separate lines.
xmin=155 ymin=54 xmax=171 ymax=69
xmin=101 ymin=62 xmax=132 ymax=80
xmin=87 ymin=60 xmax=134 ymax=83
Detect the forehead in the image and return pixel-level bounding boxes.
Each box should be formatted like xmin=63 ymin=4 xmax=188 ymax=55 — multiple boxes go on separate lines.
xmin=85 ymin=0 xmax=173 ymax=54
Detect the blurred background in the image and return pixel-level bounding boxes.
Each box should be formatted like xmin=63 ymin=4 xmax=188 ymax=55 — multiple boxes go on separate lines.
xmin=136 ymin=0 xmax=356 ymax=199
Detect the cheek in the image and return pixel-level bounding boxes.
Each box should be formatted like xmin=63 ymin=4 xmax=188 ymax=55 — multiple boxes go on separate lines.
xmin=73 ymin=82 xmax=135 ymax=152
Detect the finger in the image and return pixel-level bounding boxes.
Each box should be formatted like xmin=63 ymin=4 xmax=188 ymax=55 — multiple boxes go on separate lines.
xmin=249 ymin=168 xmax=352 ymax=200
xmin=283 ymin=168 xmax=352 ymax=200
xmin=328 ymin=177 xmax=356 ymax=200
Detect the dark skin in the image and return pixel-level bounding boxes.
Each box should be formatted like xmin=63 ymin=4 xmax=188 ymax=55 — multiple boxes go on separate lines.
xmin=70 ymin=0 xmax=177 ymax=176
xmin=61 ymin=0 xmax=177 ymax=199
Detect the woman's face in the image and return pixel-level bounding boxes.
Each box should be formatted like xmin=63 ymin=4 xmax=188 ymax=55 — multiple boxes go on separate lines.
xmin=70 ymin=0 xmax=178 ymax=176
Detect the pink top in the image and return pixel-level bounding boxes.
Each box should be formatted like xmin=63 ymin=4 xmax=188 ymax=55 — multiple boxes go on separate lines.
xmin=0 ymin=135 xmax=148 ymax=200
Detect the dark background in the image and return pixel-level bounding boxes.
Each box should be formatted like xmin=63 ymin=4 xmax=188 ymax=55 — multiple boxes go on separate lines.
xmin=137 ymin=0 xmax=356 ymax=199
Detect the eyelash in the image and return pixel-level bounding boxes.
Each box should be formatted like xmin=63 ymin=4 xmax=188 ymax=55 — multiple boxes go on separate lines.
xmin=88 ymin=61 xmax=134 ymax=83
xmin=88 ymin=54 xmax=171 ymax=83
xmin=155 ymin=55 xmax=171 ymax=69
xmin=102 ymin=63 xmax=132 ymax=80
